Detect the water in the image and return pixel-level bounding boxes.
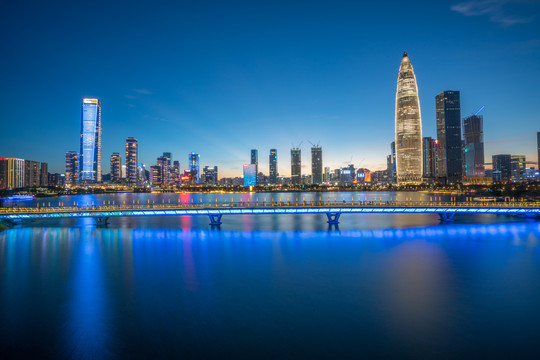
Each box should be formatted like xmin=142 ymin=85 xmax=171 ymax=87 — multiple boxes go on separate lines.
xmin=1 ymin=192 xmax=540 ymax=359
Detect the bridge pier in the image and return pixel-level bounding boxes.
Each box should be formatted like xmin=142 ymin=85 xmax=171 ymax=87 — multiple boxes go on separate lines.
xmin=326 ymin=212 xmax=341 ymax=224
xmin=209 ymin=214 xmax=223 ymax=226
xmin=95 ymin=217 xmax=110 ymax=226
xmin=438 ymin=212 xmax=455 ymax=222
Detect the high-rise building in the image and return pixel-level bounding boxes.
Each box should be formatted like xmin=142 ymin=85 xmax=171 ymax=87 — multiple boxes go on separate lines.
xmin=269 ymin=149 xmax=278 ymax=184
xmin=203 ymin=166 xmax=218 ymax=185
xmin=492 ymin=154 xmax=511 ymax=183
xmin=65 ymin=151 xmax=79 ymax=186
xmin=511 ymin=155 xmax=526 ymax=182
xmin=156 ymin=156 xmax=169 ymax=185
xmin=79 ymin=98 xmax=102 ymax=183
xmin=311 ymin=145 xmax=323 ymax=184
xmin=422 ymin=137 xmax=438 ymax=179
xmin=110 ymin=153 xmax=121 ymax=182
xmin=243 ymin=164 xmax=257 ymax=187
xmin=24 ymin=160 xmax=40 ymax=187
xmin=323 ymin=167 xmax=330 ymax=183
xmin=436 ymin=91 xmax=462 ymax=183
xmin=340 ymin=165 xmax=355 ymax=185
xmin=395 ymin=52 xmax=423 ymax=184
xmin=40 ymin=162 xmax=48 ymax=186
xmin=390 ymin=141 xmax=396 ymax=183
xmin=291 ymin=148 xmax=301 ymax=185
xmin=162 ymin=152 xmax=172 ymax=183
xmin=125 ymin=137 xmax=138 ymax=184
xmin=250 ymin=149 xmax=258 ymax=184
xmin=189 ymin=153 xmax=200 ymax=184
xmin=171 ymin=160 xmax=180 ymax=185
xmin=537 ymin=132 xmax=540 ymax=171
xmin=463 ymin=114 xmax=485 ymax=178
xmin=149 ymin=165 xmax=161 ymax=184
xmin=0 ymin=158 xmax=25 ymax=189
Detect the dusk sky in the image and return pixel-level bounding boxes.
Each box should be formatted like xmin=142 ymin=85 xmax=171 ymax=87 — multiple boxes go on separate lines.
xmin=1 ymin=0 xmax=539 ymax=177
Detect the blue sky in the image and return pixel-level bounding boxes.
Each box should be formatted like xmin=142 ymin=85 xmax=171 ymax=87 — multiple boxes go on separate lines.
xmin=1 ymin=0 xmax=539 ymax=176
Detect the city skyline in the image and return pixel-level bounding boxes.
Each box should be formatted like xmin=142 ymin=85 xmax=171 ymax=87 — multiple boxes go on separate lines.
xmin=1 ymin=1 xmax=539 ymax=177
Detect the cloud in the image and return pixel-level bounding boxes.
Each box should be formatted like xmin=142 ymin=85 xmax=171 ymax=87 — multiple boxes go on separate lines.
xmin=133 ymin=88 xmax=153 ymax=95
xmin=451 ymin=0 xmax=535 ymax=26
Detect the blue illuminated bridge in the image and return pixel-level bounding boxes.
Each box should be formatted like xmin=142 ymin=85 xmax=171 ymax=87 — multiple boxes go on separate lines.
xmin=1 ymin=200 xmax=539 ymax=228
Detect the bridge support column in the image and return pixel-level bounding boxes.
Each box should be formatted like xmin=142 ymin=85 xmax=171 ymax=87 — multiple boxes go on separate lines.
xmin=95 ymin=217 xmax=110 ymax=226
xmin=438 ymin=213 xmax=455 ymax=222
xmin=326 ymin=212 xmax=341 ymax=224
xmin=209 ymin=214 xmax=223 ymax=226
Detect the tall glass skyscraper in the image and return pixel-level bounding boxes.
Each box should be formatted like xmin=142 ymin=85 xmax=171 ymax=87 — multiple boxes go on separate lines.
xmin=492 ymin=154 xmax=511 ymax=183
xmin=269 ymin=149 xmax=278 ymax=184
xmin=422 ymin=137 xmax=438 ymax=179
xmin=291 ymin=148 xmax=301 ymax=185
xmin=189 ymin=152 xmax=200 ymax=184
xmin=79 ymin=98 xmax=102 ymax=183
xmin=311 ymin=145 xmax=323 ymax=184
xmin=125 ymin=137 xmax=138 ymax=184
xmin=463 ymin=114 xmax=485 ymax=178
xmin=537 ymin=132 xmax=540 ymax=172
xmin=250 ymin=149 xmax=258 ymax=184
xmin=395 ymin=52 xmax=423 ymax=184
xmin=436 ymin=91 xmax=462 ymax=183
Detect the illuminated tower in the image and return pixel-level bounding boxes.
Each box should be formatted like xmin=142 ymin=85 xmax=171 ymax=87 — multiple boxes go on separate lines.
xmin=125 ymin=137 xmax=138 ymax=184
xmin=436 ymin=91 xmax=462 ymax=183
xmin=189 ymin=152 xmax=200 ymax=184
xmin=269 ymin=149 xmax=278 ymax=184
xmin=291 ymin=148 xmax=301 ymax=185
xmin=395 ymin=52 xmax=423 ymax=184
xmin=79 ymin=98 xmax=102 ymax=182
xmin=110 ymin=153 xmax=121 ymax=182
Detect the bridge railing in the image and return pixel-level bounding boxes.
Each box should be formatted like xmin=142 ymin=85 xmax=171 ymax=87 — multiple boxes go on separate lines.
xmin=0 ymin=199 xmax=538 ymax=215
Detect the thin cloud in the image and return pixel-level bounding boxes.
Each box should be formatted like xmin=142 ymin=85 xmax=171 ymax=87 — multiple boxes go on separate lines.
xmin=451 ymin=0 xmax=535 ymax=26
xmin=133 ymin=88 xmax=153 ymax=95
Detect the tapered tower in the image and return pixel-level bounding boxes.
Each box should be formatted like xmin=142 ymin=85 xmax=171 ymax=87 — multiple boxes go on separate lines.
xmin=395 ymin=52 xmax=423 ymax=184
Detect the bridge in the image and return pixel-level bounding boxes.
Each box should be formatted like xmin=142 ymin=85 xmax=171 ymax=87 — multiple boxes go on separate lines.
xmin=1 ymin=199 xmax=539 ymax=228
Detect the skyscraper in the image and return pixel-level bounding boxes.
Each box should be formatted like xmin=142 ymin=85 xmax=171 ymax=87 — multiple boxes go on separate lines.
xmin=250 ymin=149 xmax=258 ymax=184
xmin=291 ymin=148 xmax=301 ymax=185
xmin=463 ymin=114 xmax=485 ymax=178
xmin=24 ymin=160 xmax=40 ymax=187
xmin=537 ymin=132 xmax=540 ymax=171
xmin=0 ymin=158 xmax=25 ymax=190
xmin=395 ymin=52 xmax=423 ymax=184
xmin=390 ymin=141 xmax=396 ymax=183
xmin=311 ymin=145 xmax=323 ymax=184
xmin=436 ymin=91 xmax=462 ymax=183
xmin=422 ymin=137 xmax=438 ymax=180
xmin=65 ymin=151 xmax=79 ymax=186
xmin=492 ymin=154 xmax=511 ymax=183
xmin=79 ymin=98 xmax=102 ymax=183
xmin=157 ymin=156 xmax=169 ymax=185
xmin=203 ymin=166 xmax=218 ymax=185
xmin=243 ymin=164 xmax=257 ymax=187
xmin=110 ymin=153 xmax=121 ymax=182
xmin=511 ymin=155 xmax=526 ymax=182
xmin=40 ymin=162 xmax=48 ymax=186
xmin=125 ymin=137 xmax=138 ymax=184
xmin=163 ymin=152 xmax=172 ymax=184
xmin=269 ymin=149 xmax=277 ymax=184
xmin=189 ymin=152 xmax=200 ymax=184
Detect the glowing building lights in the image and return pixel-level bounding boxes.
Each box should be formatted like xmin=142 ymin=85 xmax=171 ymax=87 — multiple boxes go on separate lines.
xmin=79 ymin=98 xmax=102 ymax=183
xmin=395 ymin=52 xmax=423 ymax=184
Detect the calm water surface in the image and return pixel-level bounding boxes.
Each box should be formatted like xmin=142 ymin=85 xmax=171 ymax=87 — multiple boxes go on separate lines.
xmin=1 ymin=192 xmax=540 ymax=359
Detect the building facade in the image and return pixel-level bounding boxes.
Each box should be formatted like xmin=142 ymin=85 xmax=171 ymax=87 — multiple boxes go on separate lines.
xmin=269 ymin=149 xmax=278 ymax=184
xmin=511 ymin=155 xmax=526 ymax=182
xmin=395 ymin=52 xmax=423 ymax=184
xmin=189 ymin=153 xmax=200 ymax=184
xmin=311 ymin=145 xmax=323 ymax=184
xmin=436 ymin=91 xmax=462 ymax=183
xmin=125 ymin=137 xmax=138 ymax=184
xmin=243 ymin=164 xmax=257 ymax=187
xmin=79 ymin=98 xmax=102 ymax=183
xmin=203 ymin=166 xmax=218 ymax=185
xmin=250 ymin=149 xmax=258 ymax=184
xmin=110 ymin=153 xmax=121 ymax=182
xmin=40 ymin=162 xmax=48 ymax=186
xmin=422 ymin=137 xmax=438 ymax=180
xmin=291 ymin=148 xmax=301 ymax=185
xmin=492 ymin=154 xmax=511 ymax=183
xmin=463 ymin=114 xmax=485 ymax=178
xmin=65 ymin=151 xmax=79 ymax=186
xmin=0 ymin=158 xmax=25 ymax=189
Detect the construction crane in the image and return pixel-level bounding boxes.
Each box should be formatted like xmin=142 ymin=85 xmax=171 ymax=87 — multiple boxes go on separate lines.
xmin=291 ymin=141 xmax=303 ymax=149
xmin=474 ymin=105 xmax=485 ymax=116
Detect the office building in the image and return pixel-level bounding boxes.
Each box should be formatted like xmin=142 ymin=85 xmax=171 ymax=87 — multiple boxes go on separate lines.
xmin=390 ymin=141 xmax=396 ymax=183
xmin=110 ymin=153 xmax=121 ymax=182
xmin=436 ymin=91 xmax=462 ymax=183
xmin=0 ymin=158 xmax=25 ymax=189
xmin=537 ymin=132 xmax=540 ymax=171
xmin=125 ymin=137 xmax=138 ymax=184
xmin=341 ymin=165 xmax=355 ymax=184
xmin=203 ymin=166 xmax=218 ymax=185
xmin=269 ymin=149 xmax=278 ymax=184
xmin=323 ymin=167 xmax=330 ymax=183
xmin=422 ymin=137 xmax=438 ymax=179
xmin=65 ymin=151 xmax=79 ymax=186
xmin=311 ymin=145 xmax=323 ymax=184
xmin=149 ymin=165 xmax=161 ymax=185
xmin=511 ymin=155 xmax=526 ymax=182
xmin=463 ymin=114 xmax=485 ymax=178
xmin=79 ymin=98 xmax=102 ymax=183
xmin=24 ymin=160 xmax=40 ymax=187
xmin=189 ymin=152 xmax=200 ymax=184
xmin=250 ymin=149 xmax=258 ymax=184
xmin=291 ymin=148 xmax=301 ymax=185
xmin=243 ymin=164 xmax=257 ymax=187
xmin=395 ymin=52 xmax=423 ymax=184
xmin=492 ymin=155 xmax=511 ymax=183
xmin=156 ymin=156 xmax=169 ymax=185
xmin=40 ymin=162 xmax=48 ymax=186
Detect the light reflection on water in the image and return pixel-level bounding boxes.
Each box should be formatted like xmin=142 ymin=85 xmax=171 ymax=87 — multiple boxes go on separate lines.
xmin=1 ymin=223 xmax=540 ymax=358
